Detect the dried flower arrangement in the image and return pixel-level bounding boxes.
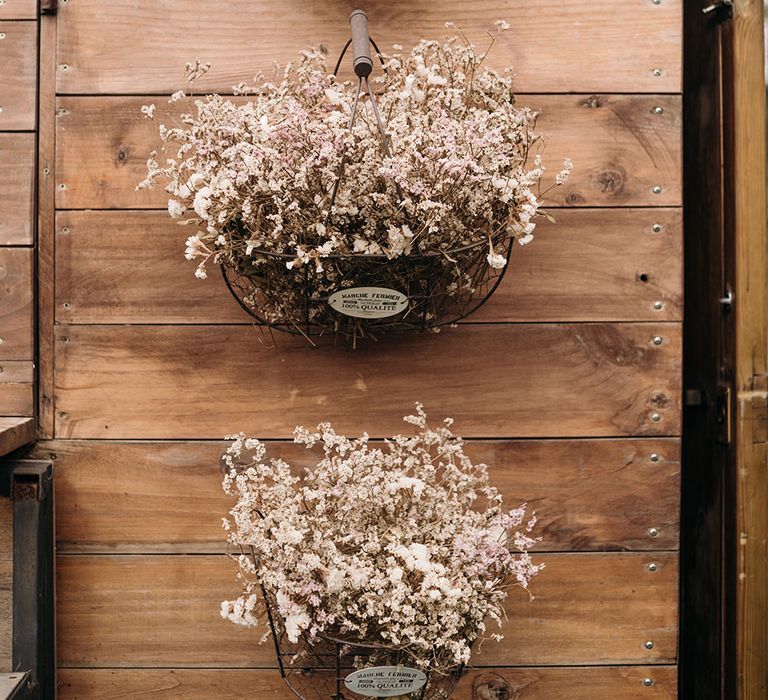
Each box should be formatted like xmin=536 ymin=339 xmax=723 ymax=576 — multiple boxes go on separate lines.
xmin=139 ymin=20 xmax=571 ymax=341
xmin=221 ymin=406 xmax=541 ymax=699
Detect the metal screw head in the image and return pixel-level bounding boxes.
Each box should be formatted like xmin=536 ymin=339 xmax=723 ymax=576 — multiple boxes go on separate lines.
xmin=652 ymin=223 xmax=663 ymax=233
xmin=651 ymin=413 xmax=662 ymax=422
xmin=651 ymin=0 xmax=661 ymax=4
xmin=652 ymin=336 xmax=663 ymax=346
xmin=652 ymin=68 xmax=663 ymax=77
xmin=644 ymin=640 xmax=655 ymax=649
xmin=653 ymin=301 xmax=664 ymax=310
xmin=0 ymin=107 xmax=4 ymax=114
xmin=58 ymin=183 xmax=67 ymax=190
xmin=0 ymin=338 xmax=4 ymax=345
xmin=61 ymin=226 xmax=70 ymax=234
xmin=0 ymin=33 xmax=6 ymax=40
xmin=648 ymin=562 xmax=658 ymax=572
xmin=60 ymin=64 xmax=70 ymax=71
xmin=62 ymin=302 xmax=71 ymax=310
xmin=650 ymin=453 xmax=660 ymax=462
xmin=652 ymin=185 xmax=663 ymax=194
xmin=648 ymin=527 xmax=659 ymax=537
xmin=652 ymin=105 xmax=664 ymax=114
xmin=643 ymin=678 xmax=655 ymax=687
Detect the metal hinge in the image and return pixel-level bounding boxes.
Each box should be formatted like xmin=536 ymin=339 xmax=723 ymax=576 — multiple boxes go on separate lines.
xmin=702 ymin=0 xmax=733 ymax=20
xmin=40 ymin=0 xmax=58 ymax=15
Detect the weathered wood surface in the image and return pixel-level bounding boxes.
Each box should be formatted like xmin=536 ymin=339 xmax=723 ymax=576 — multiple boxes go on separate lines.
xmin=54 ymin=94 xmax=682 ymax=210
xmin=730 ymin=2 xmax=768 ymax=698
xmin=0 ymin=134 xmax=34 ymax=244
xmin=55 ymin=0 xmax=682 ymax=94
xmin=53 ymin=323 xmax=681 ymax=439
xmin=0 ymin=361 xmax=33 ymax=383
xmin=56 ymin=209 xmax=683 ymax=324
xmin=37 ymin=438 xmax=680 ymax=553
xmin=0 ymin=417 xmax=35 ymax=457
xmin=0 ymin=21 xmax=36 ymax=130
xmin=38 ymin=12 xmax=57 ymax=438
xmin=0 ymin=496 xmax=11 ymax=671
xmin=56 ymin=552 xmax=678 ymax=667
xmin=0 ymin=383 xmax=33 ymax=416
xmin=0 ymin=247 xmax=33 ymax=360
xmin=0 ymin=0 xmax=35 ymax=20
xmin=57 ymin=666 xmax=679 ymax=699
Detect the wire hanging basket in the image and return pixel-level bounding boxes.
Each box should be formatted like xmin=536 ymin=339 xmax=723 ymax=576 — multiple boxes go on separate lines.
xmin=256 ymin=565 xmax=466 ymax=700
xmin=220 ymin=9 xmax=513 ymax=342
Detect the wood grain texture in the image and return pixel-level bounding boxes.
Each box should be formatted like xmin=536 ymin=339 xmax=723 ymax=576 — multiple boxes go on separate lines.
xmin=0 ymin=0 xmax=35 ymax=20
xmin=0 ymin=417 xmax=35 ymax=457
xmin=57 ymin=666 xmax=679 ymax=699
xmin=0 ymin=383 xmax=33 ymax=416
xmin=55 ymin=0 xmax=681 ymax=94
xmin=56 ymin=552 xmax=678 ymax=667
xmin=0 ymin=247 xmax=33 ymax=360
xmin=730 ymin=2 xmax=768 ymax=698
xmin=54 ymin=94 xmax=681 ymax=210
xmin=35 ymin=438 xmax=680 ymax=553
xmin=0 ymin=134 xmax=34 ymax=244
xmin=56 ymin=209 xmax=683 ymax=324
xmin=0 ymin=21 xmax=36 ymax=130
xmin=37 ymin=13 xmax=57 ymax=438
xmin=53 ymin=323 xmax=682 ymax=439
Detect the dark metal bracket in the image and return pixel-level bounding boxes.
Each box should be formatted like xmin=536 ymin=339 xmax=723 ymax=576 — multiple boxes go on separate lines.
xmin=702 ymin=0 xmax=733 ymax=21
xmin=0 ymin=461 xmax=55 ymax=700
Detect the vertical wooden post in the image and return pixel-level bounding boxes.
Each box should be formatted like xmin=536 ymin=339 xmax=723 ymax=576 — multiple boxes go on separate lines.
xmin=36 ymin=9 xmax=57 ymax=439
xmin=728 ymin=1 xmax=767 ymax=697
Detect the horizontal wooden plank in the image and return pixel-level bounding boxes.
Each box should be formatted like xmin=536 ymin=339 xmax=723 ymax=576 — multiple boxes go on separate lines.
xmin=0 ymin=134 xmax=34 ymax=244
xmin=0 ymin=383 xmax=32 ymax=416
xmin=36 ymin=438 xmax=680 ymax=553
xmin=0 ymin=361 xmax=33 ymax=383
xmin=0 ymin=21 xmax=36 ymax=130
xmin=56 ymin=552 xmax=678 ymax=667
xmin=55 ymin=0 xmax=681 ymax=94
xmin=56 ymin=209 xmax=683 ymax=324
xmin=57 ymin=666 xmax=679 ymax=699
xmin=53 ymin=323 xmax=682 ymax=439
xmin=0 ymin=247 xmax=33 ymax=359
xmin=0 ymin=0 xmax=36 ymax=20
xmin=55 ymin=94 xmax=681 ymax=210
xmin=0 ymin=417 xmax=35 ymax=457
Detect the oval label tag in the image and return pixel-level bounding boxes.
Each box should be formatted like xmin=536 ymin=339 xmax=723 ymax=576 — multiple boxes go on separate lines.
xmin=328 ymin=287 xmax=408 ymax=319
xmin=344 ymin=666 xmax=427 ymax=697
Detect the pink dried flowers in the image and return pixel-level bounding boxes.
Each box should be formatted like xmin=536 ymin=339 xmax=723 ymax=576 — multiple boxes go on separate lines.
xmin=221 ymin=405 xmax=541 ymax=672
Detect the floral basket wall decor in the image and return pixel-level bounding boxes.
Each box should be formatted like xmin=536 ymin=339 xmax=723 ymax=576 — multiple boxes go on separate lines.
xmin=140 ymin=11 xmax=571 ymax=342
xmin=220 ymin=406 xmax=542 ymax=700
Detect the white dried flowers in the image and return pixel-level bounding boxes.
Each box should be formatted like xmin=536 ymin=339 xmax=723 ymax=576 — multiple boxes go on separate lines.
xmin=139 ymin=24 xmax=571 ymax=319
xmin=221 ymin=405 xmax=541 ymax=673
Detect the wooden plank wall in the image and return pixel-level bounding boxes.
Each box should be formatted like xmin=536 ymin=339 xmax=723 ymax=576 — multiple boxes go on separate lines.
xmin=34 ymin=1 xmax=683 ymax=697
xmin=0 ymin=0 xmax=38 ymax=674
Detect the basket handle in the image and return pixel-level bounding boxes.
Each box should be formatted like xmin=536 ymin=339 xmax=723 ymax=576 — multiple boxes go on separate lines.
xmin=349 ymin=9 xmax=373 ymax=77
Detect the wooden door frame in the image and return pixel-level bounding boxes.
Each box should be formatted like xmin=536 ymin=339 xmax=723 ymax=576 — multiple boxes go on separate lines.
xmin=681 ymin=0 xmax=767 ymax=697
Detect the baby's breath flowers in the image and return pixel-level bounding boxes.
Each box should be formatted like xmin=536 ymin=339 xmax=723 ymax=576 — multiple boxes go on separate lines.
xmin=221 ymin=405 xmax=541 ymax=674
xmin=138 ymin=24 xmax=571 ymax=331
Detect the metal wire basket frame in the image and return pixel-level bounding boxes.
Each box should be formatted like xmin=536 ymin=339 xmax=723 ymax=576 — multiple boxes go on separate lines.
xmin=256 ymin=572 xmax=465 ymax=700
xmin=217 ymin=9 xmax=516 ymax=342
